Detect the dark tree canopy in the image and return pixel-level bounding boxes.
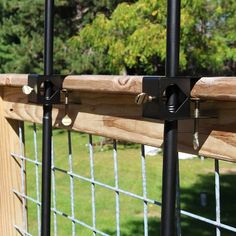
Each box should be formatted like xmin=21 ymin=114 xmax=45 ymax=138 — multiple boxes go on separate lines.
xmin=0 ymin=0 xmax=235 ymax=75
xmin=0 ymin=0 xmax=77 ymax=73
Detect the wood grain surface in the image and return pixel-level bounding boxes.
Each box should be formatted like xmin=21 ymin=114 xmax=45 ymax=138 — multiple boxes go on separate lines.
xmin=191 ymin=77 xmax=236 ymax=101
xmin=0 ymin=88 xmax=26 ymax=235
xmin=1 ymin=74 xmax=236 ymax=101
xmin=2 ymin=87 xmax=236 ymax=162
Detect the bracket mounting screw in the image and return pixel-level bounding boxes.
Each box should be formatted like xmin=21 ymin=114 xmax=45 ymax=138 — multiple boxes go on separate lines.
xmin=22 ymin=85 xmax=34 ymax=95
xmin=135 ymin=93 xmax=156 ymax=105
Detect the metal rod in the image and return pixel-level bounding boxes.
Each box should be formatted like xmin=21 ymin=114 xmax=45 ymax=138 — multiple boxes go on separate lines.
xmin=215 ymin=160 xmax=221 ymax=236
xmin=166 ymin=0 xmax=181 ymax=77
xmin=161 ymin=0 xmax=181 ymax=236
xmin=51 ymin=136 xmax=58 ymax=236
xmin=68 ymin=131 xmax=76 ymax=236
xmin=141 ymin=145 xmax=148 ymax=236
xmin=41 ymin=0 xmax=54 ymax=235
xmin=113 ymin=140 xmax=120 ymax=236
xmin=89 ymin=135 xmax=96 ymax=236
xmin=176 ymin=160 xmax=182 ymax=236
xmin=19 ymin=123 xmax=27 ymax=232
xmin=44 ymin=0 xmax=54 ymax=75
xmin=33 ymin=124 xmax=41 ymax=236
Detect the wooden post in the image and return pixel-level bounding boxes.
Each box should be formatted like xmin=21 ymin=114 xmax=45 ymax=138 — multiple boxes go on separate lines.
xmin=0 ymin=87 xmax=25 ymax=235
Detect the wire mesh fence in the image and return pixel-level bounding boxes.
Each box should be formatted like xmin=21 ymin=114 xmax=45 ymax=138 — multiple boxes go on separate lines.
xmin=12 ymin=122 xmax=236 ymax=236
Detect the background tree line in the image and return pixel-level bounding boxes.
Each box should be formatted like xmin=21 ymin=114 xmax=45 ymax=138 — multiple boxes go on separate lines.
xmin=0 ymin=0 xmax=235 ymax=76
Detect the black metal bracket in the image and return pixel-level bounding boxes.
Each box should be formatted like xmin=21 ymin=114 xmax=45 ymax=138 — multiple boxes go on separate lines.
xmin=142 ymin=76 xmax=200 ymax=120
xmin=27 ymin=74 xmax=65 ymax=104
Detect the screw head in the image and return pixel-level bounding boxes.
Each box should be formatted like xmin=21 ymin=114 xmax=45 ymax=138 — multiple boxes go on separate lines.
xmin=135 ymin=93 xmax=154 ymax=105
xmin=62 ymin=115 xmax=72 ymax=126
xmin=22 ymin=85 xmax=34 ymax=95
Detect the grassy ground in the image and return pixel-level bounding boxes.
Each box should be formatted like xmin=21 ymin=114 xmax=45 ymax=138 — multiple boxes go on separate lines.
xmin=24 ymin=124 xmax=236 ymax=236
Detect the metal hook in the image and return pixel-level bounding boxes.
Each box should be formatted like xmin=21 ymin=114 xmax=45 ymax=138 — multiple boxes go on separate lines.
xmin=193 ymin=98 xmax=200 ymax=150
xmin=61 ymin=89 xmax=72 ymax=126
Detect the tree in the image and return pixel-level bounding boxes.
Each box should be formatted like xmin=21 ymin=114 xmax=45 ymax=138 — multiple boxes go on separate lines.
xmin=1 ymin=0 xmax=235 ymax=75
xmin=0 ymin=0 xmax=79 ymax=74
xmin=67 ymin=0 xmax=236 ymax=75
xmin=75 ymin=0 xmax=136 ymax=27
xmin=0 ymin=0 xmax=133 ymax=74
xmin=181 ymin=0 xmax=236 ymax=75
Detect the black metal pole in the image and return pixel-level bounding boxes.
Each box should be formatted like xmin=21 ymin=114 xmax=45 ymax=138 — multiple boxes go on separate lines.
xmin=165 ymin=0 xmax=181 ymax=78
xmin=161 ymin=0 xmax=181 ymax=236
xmin=41 ymin=0 xmax=54 ymax=235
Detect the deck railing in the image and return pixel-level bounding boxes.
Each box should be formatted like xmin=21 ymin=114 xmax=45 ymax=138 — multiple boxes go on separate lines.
xmin=0 ymin=74 xmax=236 ymax=235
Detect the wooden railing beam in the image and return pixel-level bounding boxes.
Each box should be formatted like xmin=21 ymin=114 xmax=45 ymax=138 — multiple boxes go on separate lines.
xmin=0 ymin=74 xmax=236 ymax=162
xmin=1 ymin=74 xmax=236 ymax=100
xmin=2 ymin=86 xmax=236 ymax=162
xmin=0 ymin=87 xmax=25 ymax=235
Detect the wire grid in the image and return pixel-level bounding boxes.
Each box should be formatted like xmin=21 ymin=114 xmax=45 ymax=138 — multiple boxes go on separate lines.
xmin=12 ymin=123 xmax=236 ymax=235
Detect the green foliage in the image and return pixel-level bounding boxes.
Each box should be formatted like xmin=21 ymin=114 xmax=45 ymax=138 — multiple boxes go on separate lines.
xmin=68 ymin=0 xmax=236 ymax=75
xmin=67 ymin=0 xmax=167 ymax=74
xmin=0 ymin=0 xmax=235 ymax=75
xmin=181 ymin=0 xmax=236 ymax=75
xmin=0 ymin=0 xmax=132 ymax=74
xmin=0 ymin=0 xmax=79 ymax=73
xmin=75 ymin=0 xmax=136 ymax=27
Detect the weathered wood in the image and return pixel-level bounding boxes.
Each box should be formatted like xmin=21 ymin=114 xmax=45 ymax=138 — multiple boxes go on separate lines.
xmin=0 ymin=74 xmax=142 ymax=94
xmin=0 ymin=74 xmax=28 ymax=87
xmin=1 ymin=74 xmax=236 ymax=162
xmin=64 ymin=75 xmax=143 ymax=94
xmin=2 ymin=87 xmax=236 ymax=162
xmin=191 ymin=77 xmax=236 ymax=101
xmin=0 ymin=88 xmax=26 ymax=235
xmin=1 ymin=74 xmax=236 ymax=101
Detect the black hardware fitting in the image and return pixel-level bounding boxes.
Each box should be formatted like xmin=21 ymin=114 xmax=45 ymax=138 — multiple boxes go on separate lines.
xmin=143 ymin=76 xmax=200 ymax=120
xmin=27 ymin=74 xmax=64 ymax=104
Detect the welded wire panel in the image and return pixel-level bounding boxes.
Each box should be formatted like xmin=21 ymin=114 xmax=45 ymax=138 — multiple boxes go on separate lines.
xmin=113 ymin=140 xmax=120 ymax=236
xmin=176 ymin=158 xmax=182 ymax=236
xmin=215 ymin=160 xmax=221 ymax=236
xmin=11 ymin=122 xmax=236 ymax=236
xmin=68 ymin=131 xmax=76 ymax=236
xmin=51 ymin=135 xmax=58 ymax=236
xmin=141 ymin=145 xmax=148 ymax=236
xmin=88 ymin=134 xmax=97 ymax=236
xmin=33 ymin=124 xmax=41 ymax=236
xmin=19 ymin=123 xmax=27 ymax=232
xmin=14 ymin=225 xmax=32 ymax=236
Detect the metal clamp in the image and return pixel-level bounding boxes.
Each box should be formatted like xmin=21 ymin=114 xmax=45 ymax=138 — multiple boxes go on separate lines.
xmin=22 ymin=74 xmax=65 ymax=104
xmin=135 ymin=76 xmax=200 ymax=120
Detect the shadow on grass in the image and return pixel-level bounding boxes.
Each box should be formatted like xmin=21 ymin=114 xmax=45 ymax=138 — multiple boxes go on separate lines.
xmin=105 ymin=217 xmax=160 ymax=236
xmin=105 ymin=173 xmax=236 ymax=236
xmin=180 ymin=173 xmax=236 ymax=236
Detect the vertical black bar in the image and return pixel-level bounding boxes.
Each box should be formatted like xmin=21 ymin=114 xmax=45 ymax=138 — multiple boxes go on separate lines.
xmin=44 ymin=0 xmax=54 ymax=75
xmin=161 ymin=0 xmax=181 ymax=236
xmin=41 ymin=0 xmax=54 ymax=236
xmin=166 ymin=0 xmax=181 ymax=78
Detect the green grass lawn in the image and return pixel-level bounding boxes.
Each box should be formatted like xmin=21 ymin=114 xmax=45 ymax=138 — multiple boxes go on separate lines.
xmin=24 ymin=124 xmax=236 ymax=236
